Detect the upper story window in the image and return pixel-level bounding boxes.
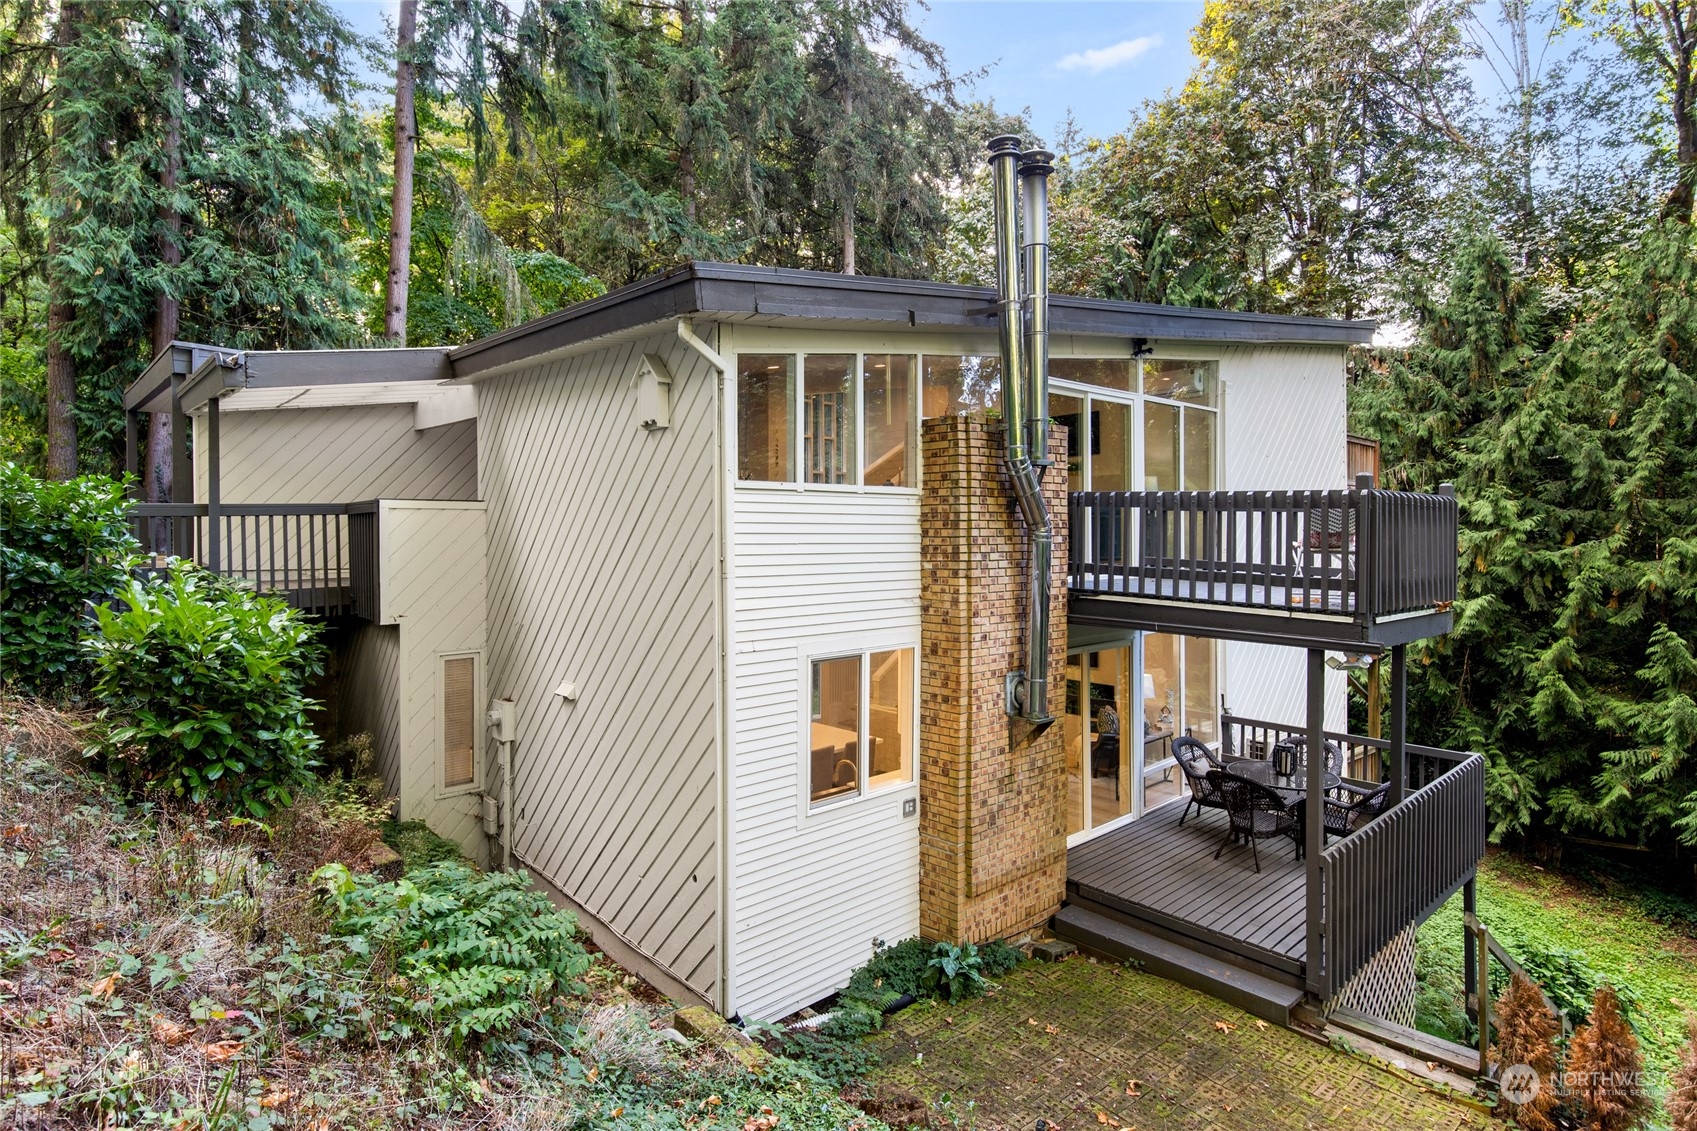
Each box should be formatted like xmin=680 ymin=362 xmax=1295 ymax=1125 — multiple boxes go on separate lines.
xmin=920 ymin=355 xmax=1001 ymax=420
xmin=737 ymin=352 xmax=917 ymax=488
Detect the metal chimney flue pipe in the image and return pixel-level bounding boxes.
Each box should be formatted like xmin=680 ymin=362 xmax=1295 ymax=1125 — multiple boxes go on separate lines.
xmin=1019 ymin=150 xmax=1054 ymax=468
xmin=987 ymin=135 xmax=1055 ymax=726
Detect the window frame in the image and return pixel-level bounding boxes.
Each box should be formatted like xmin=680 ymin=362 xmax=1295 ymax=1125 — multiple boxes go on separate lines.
xmin=436 ymin=649 xmax=484 ymax=799
xmin=799 ymin=638 xmax=920 ymax=816
xmin=734 ymin=349 xmax=921 ymax=494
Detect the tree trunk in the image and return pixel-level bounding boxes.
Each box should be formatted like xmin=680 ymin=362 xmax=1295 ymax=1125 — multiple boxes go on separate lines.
xmin=44 ymin=3 xmax=80 ymax=479
xmin=677 ymin=0 xmax=697 ymax=226
xmin=146 ymin=1 xmax=184 ymax=502
xmin=384 ymin=0 xmax=419 ymax=343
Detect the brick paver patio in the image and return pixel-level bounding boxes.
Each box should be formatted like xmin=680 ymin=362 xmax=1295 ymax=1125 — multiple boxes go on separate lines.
xmin=870 ymin=956 xmax=1495 ymax=1131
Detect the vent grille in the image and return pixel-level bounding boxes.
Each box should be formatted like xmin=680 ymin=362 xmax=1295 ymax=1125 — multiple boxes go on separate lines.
xmin=443 ymin=656 xmax=476 ymax=788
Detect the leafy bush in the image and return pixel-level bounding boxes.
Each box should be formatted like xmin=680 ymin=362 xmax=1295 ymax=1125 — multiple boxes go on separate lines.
xmin=0 ymin=462 xmax=138 ymax=691
xmin=85 ymin=569 xmax=323 ymax=815
xmin=924 ymin=942 xmax=988 ymax=1003
xmin=315 ymin=860 xmax=590 ymax=1043
xmin=1490 ymin=943 xmax=1643 ymax=1032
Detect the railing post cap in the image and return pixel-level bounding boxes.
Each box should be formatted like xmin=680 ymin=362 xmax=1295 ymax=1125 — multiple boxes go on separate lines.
xmin=1355 ymin=472 xmax=1375 ymax=491
xmin=1437 ymin=482 xmax=1454 ymax=497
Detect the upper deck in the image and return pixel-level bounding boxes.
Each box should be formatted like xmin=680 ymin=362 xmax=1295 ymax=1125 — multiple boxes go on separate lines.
xmin=1067 ymin=479 xmax=1458 ymax=650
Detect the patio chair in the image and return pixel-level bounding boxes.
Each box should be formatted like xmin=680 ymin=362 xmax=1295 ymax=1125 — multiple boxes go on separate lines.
xmin=1173 ymin=738 xmax=1226 ymax=826
xmin=1212 ymin=772 xmax=1301 ymax=873
xmin=1274 ymin=736 xmax=1344 ymax=781
xmin=1322 ymin=781 xmax=1392 ymax=842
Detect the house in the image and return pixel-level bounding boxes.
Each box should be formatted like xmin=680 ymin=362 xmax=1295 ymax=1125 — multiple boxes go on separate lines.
xmin=120 ymin=140 xmax=1482 ymax=1041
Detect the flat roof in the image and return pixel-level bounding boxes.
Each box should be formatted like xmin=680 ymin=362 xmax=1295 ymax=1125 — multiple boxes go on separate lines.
xmin=124 ymin=263 xmax=1378 ymax=408
xmin=448 ymin=261 xmax=1377 ymax=378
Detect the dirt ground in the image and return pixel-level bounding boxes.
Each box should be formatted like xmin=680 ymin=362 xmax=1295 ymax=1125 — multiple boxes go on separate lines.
xmin=870 ymin=955 xmax=1497 ymax=1131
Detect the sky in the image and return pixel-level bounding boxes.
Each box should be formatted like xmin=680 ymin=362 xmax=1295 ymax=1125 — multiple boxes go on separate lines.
xmin=332 ymin=0 xmax=1204 ymax=145
xmin=911 ymin=1 xmax=1202 ymax=144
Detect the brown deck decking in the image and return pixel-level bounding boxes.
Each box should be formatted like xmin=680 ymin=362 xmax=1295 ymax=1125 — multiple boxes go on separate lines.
xmin=1066 ymin=797 xmax=1309 ymax=980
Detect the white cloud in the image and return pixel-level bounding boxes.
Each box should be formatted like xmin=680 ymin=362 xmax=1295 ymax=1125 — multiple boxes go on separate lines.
xmin=1056 ymin=35 xmax=1161 ymax=75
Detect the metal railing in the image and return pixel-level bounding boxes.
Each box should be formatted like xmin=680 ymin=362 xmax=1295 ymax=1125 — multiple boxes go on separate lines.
xmin=1219 ymin=711 xmax=1469 ymax=790
xmin=1067 ymin=486 xmax=1457 ymax=623
xmin=1318 ymin=751 xmax=1485 ymax=997
xmin=128 ymin=501 xmax=376 ymax=618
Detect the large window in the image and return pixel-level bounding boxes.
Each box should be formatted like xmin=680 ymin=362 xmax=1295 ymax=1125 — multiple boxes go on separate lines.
xmin=737 ymin=352 xmax=915 ymax=488
xmin=920 ymin=355 xmax=1000 ymax=420
xmin=808 ymin=646 xmax=915 ymax=806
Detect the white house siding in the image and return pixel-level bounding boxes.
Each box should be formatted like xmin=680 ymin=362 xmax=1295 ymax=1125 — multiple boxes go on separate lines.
xmin=1218 ymin=344 xmax=1349 ymax=732
xmin=338 ymin=622 xmax=402 ymax=799
xmin=728 ymin=488 xmax=923 ymax=1021
xmin=376 ymin=501 xmax=488 ymax=856
xmin=194 ymin=403 xmax=476 ymax=503
xmin=476 ymin=330 xmax=720 ymax=1005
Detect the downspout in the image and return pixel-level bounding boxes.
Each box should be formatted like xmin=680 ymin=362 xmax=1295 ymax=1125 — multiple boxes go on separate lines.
xmin=987 ymin=136 xmax=1054 ymax=725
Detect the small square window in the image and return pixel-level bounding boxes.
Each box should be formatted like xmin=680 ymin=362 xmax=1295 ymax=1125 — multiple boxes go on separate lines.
xmin=921 ymin=355 xmax=1001 ymax=420
xmin=1142 ymin=359 xmax=1218 ymax=406
xmin=807 ymin=646 xmax=916 ymax=808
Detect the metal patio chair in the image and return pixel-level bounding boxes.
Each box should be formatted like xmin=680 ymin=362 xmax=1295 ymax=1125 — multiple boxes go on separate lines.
xmin=1173 ymin=737 xmax=1226 ymax=826
xmin=1323 ymin=780 xmax=1392 ymax=843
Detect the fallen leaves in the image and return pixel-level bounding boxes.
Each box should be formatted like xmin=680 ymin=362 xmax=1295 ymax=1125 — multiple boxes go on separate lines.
xmin=1212 ymin=1020 xmax=1237 ymax=1033
xmin=259 ymin=1089 xmax=290 ymax=1110
xmin=200 ymin=1040 xmax=244 ymax=1063
xmin=151 ymin=1016 xmax=190 ymax=1046
xmin=1045 ymin=1023 xmax=1060 ymax=1035
xmin=1124 ymin=1079 xmax=1141 ymax=1097
xmin=88 ymin=972 xmax=120 ymax=999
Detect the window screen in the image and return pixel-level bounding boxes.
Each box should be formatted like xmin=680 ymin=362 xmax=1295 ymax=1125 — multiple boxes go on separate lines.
xmin=443 ymin=656 xmax=476 ymax=788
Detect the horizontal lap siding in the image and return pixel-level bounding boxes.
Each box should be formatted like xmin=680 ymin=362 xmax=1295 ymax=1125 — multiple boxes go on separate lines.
xmin=195 ymin=404 xmax=476 ymax=503
xmin=731 ymin=489 xmax=922 ymax=1021
xmin=1220 ymin=345 xmax=1348 ymax=731
xmin=479 ymin=332 xmax=720 ymax=1002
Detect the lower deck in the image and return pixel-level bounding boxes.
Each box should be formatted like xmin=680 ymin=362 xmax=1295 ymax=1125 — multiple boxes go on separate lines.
xmin=1065 ymin=797 xmax=1307 ymax=981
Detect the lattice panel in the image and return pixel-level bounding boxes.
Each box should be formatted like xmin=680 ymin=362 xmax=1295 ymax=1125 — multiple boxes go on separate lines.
xmin=1326 ymin=921 xmax=1418 ymax=1027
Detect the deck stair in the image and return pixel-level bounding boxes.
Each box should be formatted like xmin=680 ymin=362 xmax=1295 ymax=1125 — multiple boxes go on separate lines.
xmin=1052 ymin=902 xmax=1306 ymax=1027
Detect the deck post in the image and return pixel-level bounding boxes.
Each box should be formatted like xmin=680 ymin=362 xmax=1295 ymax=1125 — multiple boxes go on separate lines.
xmin=1462 ymin=877 xmax=1478 ymax=1012
xmin=1389 ymin=643 xmax=1407 ymax=802
xmin=206 ymin=395 xmax=221 ymax=573
xmin=1305 ymin=647 xmax=1325 ymax=996
xmin=169 ymin=378 xmax=194 ymax=557
xmin=123 ymin=410 xmax=139 ymax=496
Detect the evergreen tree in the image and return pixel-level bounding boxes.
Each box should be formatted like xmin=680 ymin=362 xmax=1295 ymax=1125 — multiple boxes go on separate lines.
xmin=12 ymin=0 xmax=379 ymax=477
xmin=1671 ymin=1016 xmax=1697 ymax=1131
xmin=1357 ymin=222 xmax=1697 ymax=848
xmin=1491 ymin=972 xmax=1562 ymax=1131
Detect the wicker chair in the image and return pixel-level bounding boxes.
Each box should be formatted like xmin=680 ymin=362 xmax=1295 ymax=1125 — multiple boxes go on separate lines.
xmin=1173 ymin=738 xmax=1226 ymax=826
xmin=1323 ymin=781 xmax=1392 ymax=842
xmin=1212 ymin=772 xmax=1301 ymax=873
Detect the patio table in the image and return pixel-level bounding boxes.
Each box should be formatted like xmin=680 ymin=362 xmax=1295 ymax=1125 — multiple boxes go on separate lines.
xmin=1223 ymin=758 xmax=1339 ymax=801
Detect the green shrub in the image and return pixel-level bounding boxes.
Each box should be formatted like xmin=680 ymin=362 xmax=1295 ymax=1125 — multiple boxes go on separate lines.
xmin=85 ymin=569 xmax=323 ymax=815
xmin=314 ymin=860 xmax=590 ymax=1044
xmin=1489 ymin=943 xmax=1644 ymax=1032
xmin=0 ymin=462 xmax=138 ymax=691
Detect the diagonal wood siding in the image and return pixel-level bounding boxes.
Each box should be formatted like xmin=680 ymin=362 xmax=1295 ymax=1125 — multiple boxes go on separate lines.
xmin=380 ymin=502 xmax=489 ymax=856
xmin=194 ymin=404 xmax=476 ymax=503
xmin=477 ymin=330 xmax=720 ymax=1003
xmin=338 ymin=623 xmax=401 ymax=798
xmin=1218 ymin=345 xmax=1348 ymax=732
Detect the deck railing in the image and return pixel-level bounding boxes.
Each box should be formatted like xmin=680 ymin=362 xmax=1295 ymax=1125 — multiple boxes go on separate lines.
xmin=1067 ymin=486 xmax=1457 ymax=622
xmin=128 ymin=501 xmax=374 ymax=618
xmin=1318 ymin=752 xmax=1485 ymax=996
xmin=1219 ymin=712 xmax=1468 ymax=789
